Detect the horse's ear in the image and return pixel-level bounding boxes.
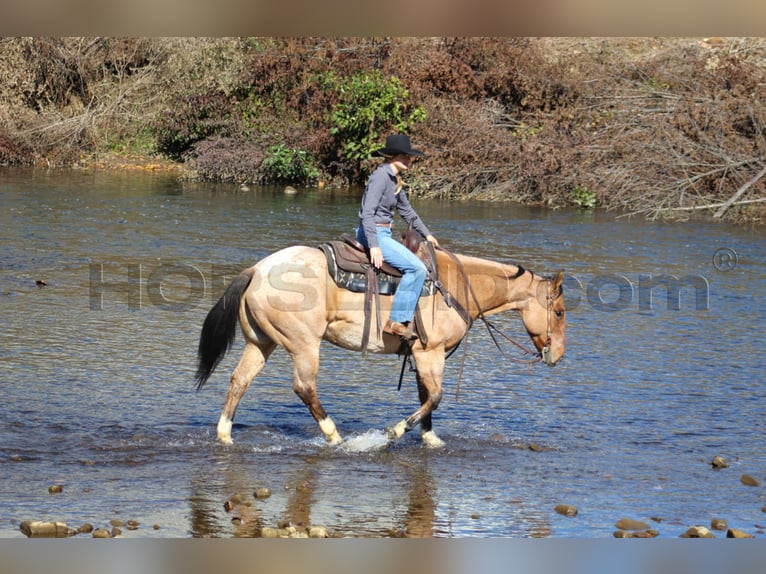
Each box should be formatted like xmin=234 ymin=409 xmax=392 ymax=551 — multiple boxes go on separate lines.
xmin=552 ymin=270 xmax=564 ymax=295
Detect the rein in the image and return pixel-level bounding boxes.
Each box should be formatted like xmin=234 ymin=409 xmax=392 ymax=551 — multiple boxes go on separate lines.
xmin=439 ymin=247 xmax=542 ymax=362
xmin=396 ymin=245 xmax=555 ymax=397
xmin=433 ymin=248 xmax=547 ymax=399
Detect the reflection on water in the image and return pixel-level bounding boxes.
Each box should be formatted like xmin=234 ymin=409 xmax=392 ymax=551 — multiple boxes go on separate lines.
xmin=1 ymin=167 xmax=764 ymax=538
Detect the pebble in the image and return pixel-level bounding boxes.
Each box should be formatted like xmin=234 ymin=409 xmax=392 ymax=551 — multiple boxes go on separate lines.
xmin=554 ymin=504 xmax=578 ymax=517
xmin=92 ymin=528 xmax=112 ymax=538
xmin=680 ymin=526 xmax=715 ymax=538
xmin=711 ymin=455 xmax=729 ymax=469
xmin=740 ymin=474 xmax=760 ymax=487
xmin=284 ymin=186 xmax=298 ymax=195
xmin=309 ymin=526 xmax=329 ymax=538
xmin=254 ymin=487 xmax=271 ymax=499
xmin=615 ymin=529 xmax=659 ymax=538
xmin=615 ymin=518 xmax=650 ymax=531
xmin=727 ymin=528 xmax=754 ymax=539
xmin=630 ymin=529 xmax=660 ymax=538
xmin=710 ymin=518 xmax=727 ymax=531
xmin=48 ymin=485 xmax=63 ymax=494
xmin=78 ymin=523 xmax=94 ymax=534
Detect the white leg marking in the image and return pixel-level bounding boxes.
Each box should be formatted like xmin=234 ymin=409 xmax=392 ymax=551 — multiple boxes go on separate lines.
xmin=387 ymin=419 xmax=408 ymax=441
xmin=217 ymin=415 xmax=234 ymax=445
xmin=319 ymin=417 xmax=343 ymax=445
xmin=421 ymin=429 xmax=445 ymax=449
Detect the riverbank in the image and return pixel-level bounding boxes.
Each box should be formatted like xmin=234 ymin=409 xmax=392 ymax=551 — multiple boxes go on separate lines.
xmin=1 ymin=37 xmax=764 ymax=224
xmin=77 ymin=151 xmax=184 ymax=174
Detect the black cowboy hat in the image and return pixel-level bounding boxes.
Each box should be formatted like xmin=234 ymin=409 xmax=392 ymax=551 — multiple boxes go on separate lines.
xmin=372 ymin=134 xmax=425 ymax=157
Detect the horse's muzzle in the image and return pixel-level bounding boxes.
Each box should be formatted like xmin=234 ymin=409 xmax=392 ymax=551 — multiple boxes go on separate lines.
xmin=541 ymin=345 xmax=558 ymax=366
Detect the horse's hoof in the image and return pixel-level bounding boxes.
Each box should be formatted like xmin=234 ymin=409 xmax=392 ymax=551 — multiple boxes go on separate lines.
xmin=218 ymin=437 xmax=234 ymax=445
xmin=326 ymin=434 xmax=343 ymax=446
xmin=386 ymin=420 xmax=407 ymax=441
xmin=421 ymin=430 xmax=445 ymax=448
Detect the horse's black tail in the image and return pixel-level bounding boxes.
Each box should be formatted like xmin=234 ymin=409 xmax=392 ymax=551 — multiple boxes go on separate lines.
xmin=195 ymin=268 xmax=255 ymax=391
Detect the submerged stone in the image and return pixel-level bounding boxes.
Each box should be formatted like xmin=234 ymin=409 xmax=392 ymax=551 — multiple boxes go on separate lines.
xmin=615 ymin=518 xmax=650 ymax=531
xmin=740 ymin=474 xmax=760 ymax=487
xmin=727 ymin=528 xmax=754 ymax=539
xmin=554 ymin=504 xmax=578 ymax=517
xmin=631 ymin=529 xmax=660 ymax=538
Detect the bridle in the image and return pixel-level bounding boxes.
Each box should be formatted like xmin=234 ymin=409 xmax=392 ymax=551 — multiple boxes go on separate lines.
xmin=441 ymin=250 xmax=555 ymax=372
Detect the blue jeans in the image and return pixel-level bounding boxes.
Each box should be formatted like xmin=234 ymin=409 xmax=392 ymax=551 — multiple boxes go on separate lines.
xmin=356 ymin=226 xmax=427 ymax=324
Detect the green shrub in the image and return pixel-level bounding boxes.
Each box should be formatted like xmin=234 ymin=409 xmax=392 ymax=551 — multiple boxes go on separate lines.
xmin=571 ymin=184 xmax=596 ymax=209
xmin=261 ymin=144 xmax=319 ymax=185
xmin=321 ymin=70 xmax=426 ymax=163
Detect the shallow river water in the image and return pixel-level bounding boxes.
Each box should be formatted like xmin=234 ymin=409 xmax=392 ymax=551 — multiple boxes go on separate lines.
xmin=1 ymin=167 xmax=764 ymax=538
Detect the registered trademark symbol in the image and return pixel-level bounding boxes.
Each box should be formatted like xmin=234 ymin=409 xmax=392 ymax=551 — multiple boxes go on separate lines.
xmin=712 ymin=248 xmax=738 ymax=272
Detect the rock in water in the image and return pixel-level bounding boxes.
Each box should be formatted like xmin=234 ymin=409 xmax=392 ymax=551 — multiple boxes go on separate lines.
xmin=727 ymin=528 xmax=754 ymax=539
xmin=681 ymin=526 xmax=715 ymax=538
xmin=711 ymin=455 xmax=729 ymax=469
xmin=554 ymin=504 xmax=578 ymax=517
xmin=20 ymin=521 xmax=69 ymax=538
xmin=615 ymin=518 xmax=649 ymax=531
xmin=740 ymin=474 xmax=760 ymax=487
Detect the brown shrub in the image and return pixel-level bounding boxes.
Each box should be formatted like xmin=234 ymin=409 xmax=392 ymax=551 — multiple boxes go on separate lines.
xmin=0 ymin=131 xmax=35 ymax=165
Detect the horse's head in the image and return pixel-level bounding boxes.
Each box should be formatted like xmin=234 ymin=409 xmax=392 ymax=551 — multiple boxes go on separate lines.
xmin=521 ymin=270 xmax=566 ymax=366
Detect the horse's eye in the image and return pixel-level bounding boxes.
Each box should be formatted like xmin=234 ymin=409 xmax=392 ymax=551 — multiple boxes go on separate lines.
xmin=555 ymin=310 xmax=564 ymax=319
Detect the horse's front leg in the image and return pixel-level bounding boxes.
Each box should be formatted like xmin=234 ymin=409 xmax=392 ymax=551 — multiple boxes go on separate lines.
xmin=387 ymin=351 xmax=446 ymax=448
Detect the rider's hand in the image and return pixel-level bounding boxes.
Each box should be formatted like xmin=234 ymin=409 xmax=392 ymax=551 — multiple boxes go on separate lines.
xmin=370 ymin=247 xmax=383 ymax=269
xmin=426 ymin=234 xmax=440 ymax=248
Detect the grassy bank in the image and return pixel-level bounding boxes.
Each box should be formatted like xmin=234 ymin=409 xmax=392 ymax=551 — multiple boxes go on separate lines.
xmin=1 ymin=37 xmax=764 ymax=224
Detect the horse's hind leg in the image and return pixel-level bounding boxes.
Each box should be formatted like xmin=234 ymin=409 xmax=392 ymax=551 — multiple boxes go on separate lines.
xmin=290 ymin=346 xmax=343 ymax=445
xmin=217 ymin=341 xmax=275 ymax=444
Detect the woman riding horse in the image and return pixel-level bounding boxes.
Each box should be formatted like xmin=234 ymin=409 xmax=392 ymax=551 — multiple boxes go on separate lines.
xmin=356 ymin=134 xmax=439 ymax=341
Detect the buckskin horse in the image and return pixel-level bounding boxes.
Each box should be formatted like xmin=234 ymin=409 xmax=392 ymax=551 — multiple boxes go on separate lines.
xmin=195 ymin=241 xmax=566 ymax=447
